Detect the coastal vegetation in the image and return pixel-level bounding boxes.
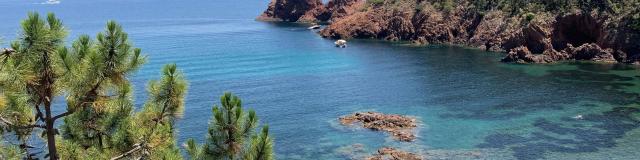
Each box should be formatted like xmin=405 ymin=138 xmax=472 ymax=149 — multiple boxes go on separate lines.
xmin=0 ymin=12 xmax=273 ymax=160
xmin=184 ymin=93 xmax=274 ymax=160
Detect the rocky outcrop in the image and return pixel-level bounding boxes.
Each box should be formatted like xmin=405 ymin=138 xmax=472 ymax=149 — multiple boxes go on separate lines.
xmin=339 ymin=112 xmax=417 ymax=142
xmin=501 ymin=43 xmax=617 ymax=63
xmin=565 ymin=43 xmax=617 ymax=62
xmin=257 ymin=0 xmax=326 ymax=22
xmin=257 ymin=0 xmax=365 ymax=23
xmin=323 ymin=0 xmax=366 ymax=22
xmin=366 ymin=147 xmax=422 ymax=160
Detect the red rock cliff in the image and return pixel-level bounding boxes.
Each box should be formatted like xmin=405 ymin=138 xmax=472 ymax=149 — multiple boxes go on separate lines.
xmin=257 ymin=0 xmax=326 ymax=23
xmin=259 ymin=0 xmax=640 ymax=63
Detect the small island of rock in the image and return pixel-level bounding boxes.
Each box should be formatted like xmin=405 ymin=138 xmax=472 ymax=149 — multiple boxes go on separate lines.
xmin=339 ymin=112 xmax=418 ymax=142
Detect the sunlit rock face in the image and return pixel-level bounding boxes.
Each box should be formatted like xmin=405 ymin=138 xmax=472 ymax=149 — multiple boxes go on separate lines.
xmin=257 ymin=0 xmax=326 ymax=23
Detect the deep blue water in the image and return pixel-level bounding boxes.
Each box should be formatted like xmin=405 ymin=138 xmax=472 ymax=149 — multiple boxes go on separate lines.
xmin=2 ymin=0 xmax=640 ymax=159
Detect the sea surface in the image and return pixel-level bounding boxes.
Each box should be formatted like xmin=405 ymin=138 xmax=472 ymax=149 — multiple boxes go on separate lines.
xmin=1 ymin=0 xmax=640 ymax=159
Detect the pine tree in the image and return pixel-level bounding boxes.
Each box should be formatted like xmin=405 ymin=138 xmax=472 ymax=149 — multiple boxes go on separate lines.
xmin=0 ymin=12 xmax=67 ymax=160
xmin=185 ymin=92 xmax=274 ymax=160
xmin=0 ymin=13 xmax=186 ymax=160
xmin=59 ymin=20 xmax=144 ymax=151
xmin=1 ymin=12 xmax=274 ymax=160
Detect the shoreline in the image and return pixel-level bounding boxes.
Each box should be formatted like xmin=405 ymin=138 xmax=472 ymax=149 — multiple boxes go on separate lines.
xmin=257 ymin=0 xmax=640 ymax=64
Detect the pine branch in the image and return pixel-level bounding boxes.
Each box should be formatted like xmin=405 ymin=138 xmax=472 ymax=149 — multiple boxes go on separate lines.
xmin=110 ymin=99 xmax=170 ymax=160
xmin=34 ymin=99 xmax=45 ymax=122
xmin=53 ymin=78 xmax=105 ymax=121
xmin=51 ymin=111 xmax=72 ymax=120
xmin=1 ymin=48 xmax=15 ymax=56
xmin=109 ymin=143 xmax=141 ymax=160
xmin=0 ymin=116 xmax=46 ymax=129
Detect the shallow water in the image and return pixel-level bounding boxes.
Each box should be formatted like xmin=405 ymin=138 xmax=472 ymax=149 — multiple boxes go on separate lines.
xmin=1 ymin=0 xmax=639 ymax=159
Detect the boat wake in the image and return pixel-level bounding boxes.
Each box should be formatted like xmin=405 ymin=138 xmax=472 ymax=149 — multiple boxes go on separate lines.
xmin=41 ymin=0 xmax=61 ymax=5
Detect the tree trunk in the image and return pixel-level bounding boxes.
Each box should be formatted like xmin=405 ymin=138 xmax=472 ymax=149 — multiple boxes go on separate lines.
xmin=44 ymin=101 xmax=58 ymax=160
xmin=42 ymin=51 xmax=58 ymax=160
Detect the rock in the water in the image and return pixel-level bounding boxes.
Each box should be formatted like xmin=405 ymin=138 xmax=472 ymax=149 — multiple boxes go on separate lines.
xmin=339 ymin=112 xmax=417 ymax=142
xmin=366 ymin=147 xmax=422 ymax=160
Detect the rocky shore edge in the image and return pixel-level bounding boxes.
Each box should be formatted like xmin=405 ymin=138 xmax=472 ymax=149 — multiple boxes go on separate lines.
xmin=258 ymin=0 xmax=640 ymax=64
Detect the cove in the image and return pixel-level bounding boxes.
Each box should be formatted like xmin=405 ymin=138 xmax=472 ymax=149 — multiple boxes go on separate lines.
xmin=0 ymin=0 xmax=639 ymax=159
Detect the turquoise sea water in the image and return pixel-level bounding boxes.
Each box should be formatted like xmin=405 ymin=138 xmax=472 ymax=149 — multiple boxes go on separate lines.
xmin=1 ymin=0 xmax=640 ymax=159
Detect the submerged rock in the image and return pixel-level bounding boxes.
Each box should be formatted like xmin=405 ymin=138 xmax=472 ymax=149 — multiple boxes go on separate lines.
xmin=366 ymin=147 xmax=422 ymax=160
xmin=339 ymin=112 xmax=417 ymax=141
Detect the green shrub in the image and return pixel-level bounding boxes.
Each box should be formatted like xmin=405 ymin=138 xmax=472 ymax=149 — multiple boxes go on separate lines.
xmin=630 ymin=13 xmax=640 ymax=31
xmin=442 ymin=0 xmax=454 ymax=12
xmin=367 ymin=0 xmax=385 ymax=5
xmin=524 ymin=12 xmax=536 ymax=22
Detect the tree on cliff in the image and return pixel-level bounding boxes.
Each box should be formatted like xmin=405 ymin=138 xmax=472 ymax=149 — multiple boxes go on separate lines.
xmin=184 ymin=92 xmax=274 ymax=160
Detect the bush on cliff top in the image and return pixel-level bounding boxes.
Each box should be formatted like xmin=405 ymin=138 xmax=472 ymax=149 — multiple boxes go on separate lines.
xmin=367 ymin=0 xmax=385 ymax=5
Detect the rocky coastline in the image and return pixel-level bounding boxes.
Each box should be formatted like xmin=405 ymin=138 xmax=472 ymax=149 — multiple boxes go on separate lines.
xmin=258 ymin=0 xmax=640 ymax=64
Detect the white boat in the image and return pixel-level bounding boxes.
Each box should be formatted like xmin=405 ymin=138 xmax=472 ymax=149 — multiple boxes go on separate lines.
xmin=572 ymin=115 xmax=584 ymax=120
xmin=334 ymin=39 xmax=347 ymax=48
xmin=42 ymin=0 xmax=61 ymax=4
xmin=307 ymin=25 xmax=321 ymax=30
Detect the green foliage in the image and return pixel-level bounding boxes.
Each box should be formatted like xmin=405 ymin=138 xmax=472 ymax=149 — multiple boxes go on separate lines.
xmin=631 ymin=13 xmax=640 ymax=31
xmin=145 ymin=63 xmax=187 ymax=122
xmin=367 ymin=0 xmax=385 ymax=5
xmin=418 ymin=0 xmax=639 ymax=16
xmin=0 ymin=13 xmax=188 ymax=160
xmin=435 ymin=0 xmax=454 ymax=12
xmin=60 ymin=20 xmax=146 ymax=151
xmin=0 ymin=12 xmax=68 ymax=159
xmin=0 ymin=142 xmax=21 ymax=160
xmin=185 ymin=92 xmax=274 ymax=160
xmin=244 ymin=126 xmax=274 ymax=160
xmin=1 ymin=12 xmax=276 ymax=160
xmin=524 ymin=12 xmax=536 ymax=22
